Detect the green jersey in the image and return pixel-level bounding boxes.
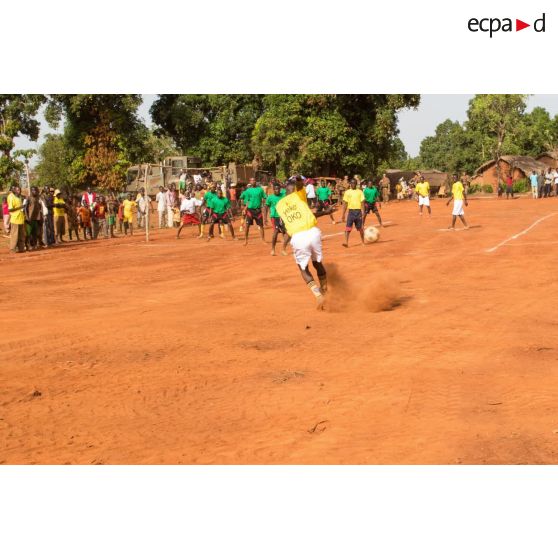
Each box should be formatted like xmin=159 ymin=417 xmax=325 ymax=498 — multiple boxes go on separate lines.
xmin=240 ymin=186 xmax=266 ymax=209
xmin=265 ymin=193 xmax=285 ymax=218
xmin=364 ymin=186 xmax=380 ymax=204
xmin=204 ymin=191 xmax=217 ymax=206
xmin=316 ymin=186 xmax=331 ymax=201
xmin=209 ymin=196 xmax=230 ymax=215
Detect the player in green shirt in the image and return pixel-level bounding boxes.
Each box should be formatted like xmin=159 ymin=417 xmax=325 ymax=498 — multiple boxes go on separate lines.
xmin=239 ymin=178 xmax=266 ymax=245
xmin=207 ymin=189 xmax=235 ymax=241
xmin=315 ymin=180 xmax=337 ymax=224
xmin=362 ymin=180 xmax=384 ymax=227
xmin=265 ymin=182 xmax=289 ymax=256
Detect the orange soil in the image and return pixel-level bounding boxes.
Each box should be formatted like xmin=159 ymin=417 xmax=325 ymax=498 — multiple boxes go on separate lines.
xmin=2 ymin=197 xmax=558 ymax=464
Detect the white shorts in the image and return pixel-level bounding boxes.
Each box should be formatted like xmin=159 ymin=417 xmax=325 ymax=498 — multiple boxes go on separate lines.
xmin=290 ymin=226 xmax=322 ymax=269
xmin=452 ymin=200 xmax=464 ymax=216
xmin=418 ymin=195 xmax=430 ymax=206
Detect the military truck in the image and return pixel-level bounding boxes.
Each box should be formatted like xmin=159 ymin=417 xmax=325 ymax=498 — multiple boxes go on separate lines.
xmin=126 ymin=157 xmax=272 ymax=196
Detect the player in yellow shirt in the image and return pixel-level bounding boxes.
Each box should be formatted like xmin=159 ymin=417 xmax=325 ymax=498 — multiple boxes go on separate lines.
xmin=446 ymin=175 xmax=469 ymax=229
xmin=122 ymin=193 xmax=137 ymax=235
xmin=341 ymin=179 xmax=365 ymax=247
xmin=415 ymin=174 xmax=431 ymax=216
xmin=275 ymin=175 xmax=327 ymax=310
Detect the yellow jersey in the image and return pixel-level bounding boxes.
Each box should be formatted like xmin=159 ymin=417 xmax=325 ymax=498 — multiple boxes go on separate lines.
xmin=7 ymin=192 xmax=25 ymax=225
xmin=123 ymin=199 xmax=137 ymax=218
xmin=415 ymin=181 xmax=430 ymax=197
xmin=343 ymin=188 xmax=365 ymax=210
xmin=53 ymin=196 xmax=66 ymax=217
xmin=275 ymin=191 xmax=317 ymax=236
xmin=452 ymin=181 xmax=464 ymax=200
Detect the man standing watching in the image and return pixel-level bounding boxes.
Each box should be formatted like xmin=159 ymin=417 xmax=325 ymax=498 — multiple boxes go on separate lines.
xmin=379 ymin=173 xmax=391 ymax=204
xmin=156 ymin=186 xmax=167 ymax=228
xmin=165 ymin=184 xmax=177 ymax=228
xmin=53 ymin=189 xmax=66 ymax=243
xmin=25 ymin=186 xmax=43 ymax=250
xmin=529 ymin=170 xmax=539 ymax=199
xmin=7 ymin=186 xmax=26 ymax=253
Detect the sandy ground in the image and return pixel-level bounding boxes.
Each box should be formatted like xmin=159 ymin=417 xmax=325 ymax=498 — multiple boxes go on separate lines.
xmin=1 ymin=196 xmax=558 ymax=464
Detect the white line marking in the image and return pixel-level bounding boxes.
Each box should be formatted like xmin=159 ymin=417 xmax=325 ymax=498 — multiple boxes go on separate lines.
xmin=436 ymin=228 xmax=468 ymax=233
xmin=485 ymin=213 xmax=557 ymax=253
xmin=322 ymin=232 xmax=345 ymax=239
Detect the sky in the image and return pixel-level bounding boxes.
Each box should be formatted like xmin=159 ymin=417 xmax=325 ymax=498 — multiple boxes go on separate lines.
xmin=14 ymin=94 xmax=558 ymax=164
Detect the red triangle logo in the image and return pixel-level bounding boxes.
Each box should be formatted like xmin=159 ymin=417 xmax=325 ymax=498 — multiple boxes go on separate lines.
xmin=516 ymin=19 xmax=530 ymax=31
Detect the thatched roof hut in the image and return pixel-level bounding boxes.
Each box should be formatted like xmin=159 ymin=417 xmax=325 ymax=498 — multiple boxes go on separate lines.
xmin=472 ymin=156 xmax=546 ymax=188
xmin=536 ymin=150 xmax=558 ymax=169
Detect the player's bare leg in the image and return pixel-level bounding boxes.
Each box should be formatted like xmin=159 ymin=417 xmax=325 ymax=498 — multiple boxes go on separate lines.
xmin=358 ymin=227 xmax=365 ymax=245
xmin=299 ymin=263 xmax=325 ymax=310
xmin=270 ymin=228 xmax=279 ymax=256
xmin=281 ymin=233 xmax=289 ymax=256
xmin=342 ymin=230 xmax=350 ymax=248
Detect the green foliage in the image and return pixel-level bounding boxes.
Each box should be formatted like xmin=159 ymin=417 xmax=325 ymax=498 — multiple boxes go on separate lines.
xmin=418 ymin=95 xmax=558 ymax=176
xmin=151 ymin=95 xmax=265 ymax=165
xmin=151 ymin=94 xmax=419 ymax=177
xmin=512 ymin=178 xmax=530 ymax=193
xmin=252 ymin=94 xmax=420 ymax=177
xmin=47 ymin=95 xmax=146 ymax=191
xmin=35 ymin=134 xmax=70 ymax=188
xmin=0 ymin=95 xmax=46 ymax=189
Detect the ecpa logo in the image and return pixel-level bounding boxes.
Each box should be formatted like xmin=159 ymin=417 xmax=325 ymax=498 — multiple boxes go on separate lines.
xmin=468 ymin=13 xmax=546 ymax=37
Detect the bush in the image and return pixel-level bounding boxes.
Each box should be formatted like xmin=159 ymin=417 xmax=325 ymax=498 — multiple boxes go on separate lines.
xmin=468 ymin=184 xmax=481 ymax=194
xmin=513 ymin=178 xmax=530 ymax=193
xmin=481 ymin=185 xmax=493 ymax=193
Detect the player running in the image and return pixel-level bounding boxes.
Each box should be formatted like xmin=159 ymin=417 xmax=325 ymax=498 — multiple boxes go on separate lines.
xmin=275 ymin=176 xmax=327 ymax=310
xmin=315 ymin=180 xmax=337 ymax=224
xmin=362 ymin=180 xmax=384 ymax=227
xmin=207 ymin=189 xmax=236 ymax=241
xmin=177 ymin=190 xmax=202 ymax=239
xmin=265 ymin=182 xmax=289 ymax=256
xmin=446 ymin=174 xmax=469 ymax=230
xmin=240 ymin=178 xmax=266 ymax=245
xmin=341 ymin=179 xmax=365 ymax=247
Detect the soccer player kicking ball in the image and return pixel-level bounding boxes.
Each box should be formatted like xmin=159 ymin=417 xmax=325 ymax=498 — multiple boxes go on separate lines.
xmin=446 ymin=174 xmax=469 ymax=230
xmin=341 ymin=179 xmax=365 ymax=247
xmin=207 ymin=189 xmax=236 ymax=241
xmin=276 ymin=176 xmax=327 ymax=310
xmin=362 ymin=180 xmax=384 ymax=228
xmin=266 ymin=183 xmax=289 ymax=256
xmin=415 ymin=174 xmax=431 ymax=216
xmin=240 ymin=178 xmax=266 ymax=245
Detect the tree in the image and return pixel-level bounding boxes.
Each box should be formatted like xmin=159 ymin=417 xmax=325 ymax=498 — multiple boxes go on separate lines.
xmin=0 ymin=94 xmax=45 ymax=189
xmin=35 ymin=134 xmax=70 ymax=188
xmin=151 ymin=95 xmax=265 ymax=165
xmin=13 ymin=148 xmax=37 ymax=188
xmin=252 ymin=94 xmax=420 ymax=179
xmin=467 ymin=94 xmax=527 ymax=191
xmin=46 ymin=95 xmax=146 ymax=192
xmin=419 ymin=119 xmax=483 ymax=174
xmin=514 ymin=106 xmax=556 ymax=156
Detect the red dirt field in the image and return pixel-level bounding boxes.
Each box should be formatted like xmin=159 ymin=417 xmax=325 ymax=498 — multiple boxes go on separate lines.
xmin=1 ymin=196 xmax=558 ymax=464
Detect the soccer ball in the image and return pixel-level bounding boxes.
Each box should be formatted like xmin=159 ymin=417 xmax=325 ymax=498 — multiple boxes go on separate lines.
xmin=364 ymin=226 xmax=380 ymax=244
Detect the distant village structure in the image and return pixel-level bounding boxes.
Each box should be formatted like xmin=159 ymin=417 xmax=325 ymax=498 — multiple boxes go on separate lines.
xmin=470 ymin=156 xmax=547 ymax=189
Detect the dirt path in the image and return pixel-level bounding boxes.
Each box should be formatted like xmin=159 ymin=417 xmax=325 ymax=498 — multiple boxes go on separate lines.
xmin=2 ymin=196 xmax=558 ymax=464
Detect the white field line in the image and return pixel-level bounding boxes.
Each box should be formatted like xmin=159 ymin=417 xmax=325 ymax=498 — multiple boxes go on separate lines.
xmin=485 ymin=213 xmax=557 ymax=253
